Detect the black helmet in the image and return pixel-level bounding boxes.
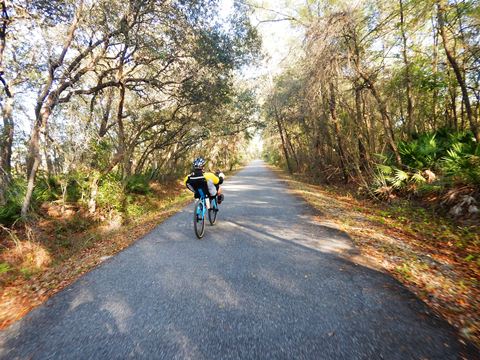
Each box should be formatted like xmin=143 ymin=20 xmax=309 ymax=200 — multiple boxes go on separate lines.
xmin=193 ymin=157 xmax=206 ymax=170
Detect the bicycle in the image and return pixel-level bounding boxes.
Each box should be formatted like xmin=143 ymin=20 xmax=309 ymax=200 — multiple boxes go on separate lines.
xmin=193 ymin=189 xmax=219 ymax=239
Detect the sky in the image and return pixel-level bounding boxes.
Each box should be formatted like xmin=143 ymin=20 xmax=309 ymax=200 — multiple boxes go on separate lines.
xmin=217 ymin=0 xmax=306 ymax=154
xmin=217 ymin=0 xmax=306 ymax=153
xmin=219 ymin=0 xmax=304 ymax=79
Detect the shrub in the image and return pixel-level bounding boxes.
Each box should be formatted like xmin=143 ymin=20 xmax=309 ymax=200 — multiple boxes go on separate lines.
xmin=96 ymin=174 xmax=124 ymax=212
xmin=396 ymin=129 xmax=477 ymax=171
xmin=0 ymin=200 xmax=22 ymax=226
xmin=0 ymin=178 xmax=26 ymax=225
xmin=125 ymin=174 xmax=151 ymax=195
xmin=372 ymin=164 xmax=426 ymax=198
xmin=440 ymin=142 xmax=480 ymax=185
xmin=33 ymin=175 xmax=62 ymax=204
xmin=263 ymin=150 xmax=282 ymax=166
xmin=374 ymin=129 xmax=480 ymax=198
xmin=126 ymin=202 xmax=145 ymax=217
xmin=398 ymin=133 xmax=438 ymax=169
xmin=62 ymin=170 xmax=90 ymax=203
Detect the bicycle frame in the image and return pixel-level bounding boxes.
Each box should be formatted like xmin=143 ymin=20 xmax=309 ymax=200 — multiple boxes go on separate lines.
xmin=193 ymin=189 xmax=219 ymax=238
xmin=196 ymin=197 xmax=207 ymax=219
xmin=196 ymin=189 xmax=218 ymax=218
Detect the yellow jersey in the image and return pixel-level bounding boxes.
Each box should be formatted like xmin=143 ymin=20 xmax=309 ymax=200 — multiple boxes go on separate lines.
xmin=183 ymin=171 xmax=220 ymax=186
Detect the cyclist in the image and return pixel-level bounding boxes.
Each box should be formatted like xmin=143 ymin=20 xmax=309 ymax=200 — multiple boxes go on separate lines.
xmin=184 ymin=157 xmax=225 ymax=205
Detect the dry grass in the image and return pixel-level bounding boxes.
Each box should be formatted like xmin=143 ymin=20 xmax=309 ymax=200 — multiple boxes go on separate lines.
xmin=3 ymin=241 xmax=52 ymax=272
xmin=271 ymin=166 xmax=480 ymax=348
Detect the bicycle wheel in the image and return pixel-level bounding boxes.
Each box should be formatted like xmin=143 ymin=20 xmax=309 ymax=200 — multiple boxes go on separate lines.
xmin=208 ymin=200 xmax=217 ymax=225
xmin=194 ymin=200 xmax=205 ymax=239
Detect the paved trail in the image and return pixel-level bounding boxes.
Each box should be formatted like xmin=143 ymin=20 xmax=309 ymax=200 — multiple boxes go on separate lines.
xmin=0 ymin=161 xmax=475 ymax=359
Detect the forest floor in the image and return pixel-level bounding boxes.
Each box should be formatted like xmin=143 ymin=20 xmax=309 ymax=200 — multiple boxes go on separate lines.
xmin=272 ymin=166 xmax=480 ymax=349
xmin=0 ymin=181 xmax=193 ymax=329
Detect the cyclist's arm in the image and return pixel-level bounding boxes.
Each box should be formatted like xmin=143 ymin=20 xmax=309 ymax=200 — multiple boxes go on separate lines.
xmin=184 ymin=175 xmax=195 ymax=193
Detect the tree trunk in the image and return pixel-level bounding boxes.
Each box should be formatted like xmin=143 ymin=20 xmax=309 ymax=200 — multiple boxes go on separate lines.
xmin=312 ymin=113 xmax=329 ymax=182
xmin=43 ymin=129 xmax=54 ymax=177
xmin=449 ymin=81 xmax=458 ymax=130
xmin=431 ymin=14 xmax=439 ymax=129
xmin=354 ymin=87 xmax=369 ymax=170
xmin=362 ymin=78 xmax=402 ymax=164
xmin=21 ymin=2 xmax=83 ymax=217
xmin=0 ymin=1 xmax=12 ymax=206
xmin=88 ymin=175 xmax=99 ymax=214
xmin=350 ymin=29 xmax=375 ymax=161
xmin=116 ymin=36 xmax=130 ymax=180
xmin=22 ymin=115 xmax=45 ymax=217
xmin=363 ymin=77 xmax=402 ymax=165
xmin=399 ymin=0 xmax=414 ymax=136
xmin=329 ymin=82 xmax=348 ymax=183
xmin=0 ymin=98 xmax=12 ymax=161
xmin=99 ymin=89 xmax=114 ymax=137
xmin=283 ymin=124 xmax=299 ymax=170
xmin=350 ymin=24 xmax=402 ymax=165
xmin=274 ymin=105 xmax=293 ymax=173
xmin=437 ymin=0 xmax=479 ymax=141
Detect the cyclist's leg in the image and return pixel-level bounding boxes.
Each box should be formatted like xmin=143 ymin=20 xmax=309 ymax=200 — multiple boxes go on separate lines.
xmin=217 ymin=186 xmax=224 ymax=204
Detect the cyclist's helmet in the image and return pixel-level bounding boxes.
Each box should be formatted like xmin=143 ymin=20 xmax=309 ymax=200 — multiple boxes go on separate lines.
xmin=193 ymin=157 xmax=206 ymax=170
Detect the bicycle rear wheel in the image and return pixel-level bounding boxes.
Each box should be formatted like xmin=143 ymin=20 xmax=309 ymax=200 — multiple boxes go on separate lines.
xmin=194 ymin=200 xmax=205 ymax=239
xmin=208 ymin=207 xmax=217 ymax=225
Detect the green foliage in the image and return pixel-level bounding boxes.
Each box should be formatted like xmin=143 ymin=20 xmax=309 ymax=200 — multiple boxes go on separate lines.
xmin=397 ymin=133 xmax=438 ymax=169
xmin=64 ymin=170 xmax=90 ymax=203
xmin=0 ymin=200 xmax=22 ymax=226
xmin=263 ymin=148 xmax=283 ymax=167
xmin=396 ymin=129 xmax=477 ymax=170
xmin=411 ymin=171 xmax=427 ymax=184
xmin=96 ymin=174 xmax=124 ymax=212
xmin=90 ymin=139 xmax=114 ymax=170
xmin=33 ymin=175 xmax=62 ymax=203
xmin=374 ymin=129 xmax=480 ymax=197
xmin=440 ymin=141 xmax=480 ymax=185
xmin=126 ymin=202 xmax=145 ymax=218
xmin=377 ymin=164 xmax=393 ymax=175
xmin=20 ymin=267 xmax=33 ymax=279
xmin=416 ymin=183 xmax=445 ymax=195
xmin=125 ymin=174 xmax=151 ymax=195
xmin=372 ymin=164 xmax=427 ymax=197
xmin=392 ymin=168 xmax=410 ymax=189
xmin=0 ymin=170 xmax=93 ymax=225
xmin=0 ymin=179 xmax=26 ymax=225
xmin=0 ymin=262 xmax=11 ymax=274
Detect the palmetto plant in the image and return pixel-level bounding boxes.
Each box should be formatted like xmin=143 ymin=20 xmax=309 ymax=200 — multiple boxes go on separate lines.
xmin=397 ymin=133 xmax=438 ymax=169
xmin=441 ymin=142 xmax=480 ymax=185
xmin=373 ymin=129 xmax=479 ymax=198
xmin=373 ymin=164 xmax=426 ymax=198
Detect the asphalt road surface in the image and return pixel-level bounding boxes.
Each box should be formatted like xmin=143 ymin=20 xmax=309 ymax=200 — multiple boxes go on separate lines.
xmin=1 ymin=160 xmax=477 ymax=359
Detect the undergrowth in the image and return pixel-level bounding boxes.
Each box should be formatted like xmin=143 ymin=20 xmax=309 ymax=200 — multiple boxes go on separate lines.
xmin=373 ymin=129 xmax=480 ymax=205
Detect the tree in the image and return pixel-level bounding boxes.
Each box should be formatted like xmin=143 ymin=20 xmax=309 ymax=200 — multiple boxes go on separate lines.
xmin=0 ymin=0 xmax=260 ymax=218
xmin=0 ymin=0 xmax=12 ymax=206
